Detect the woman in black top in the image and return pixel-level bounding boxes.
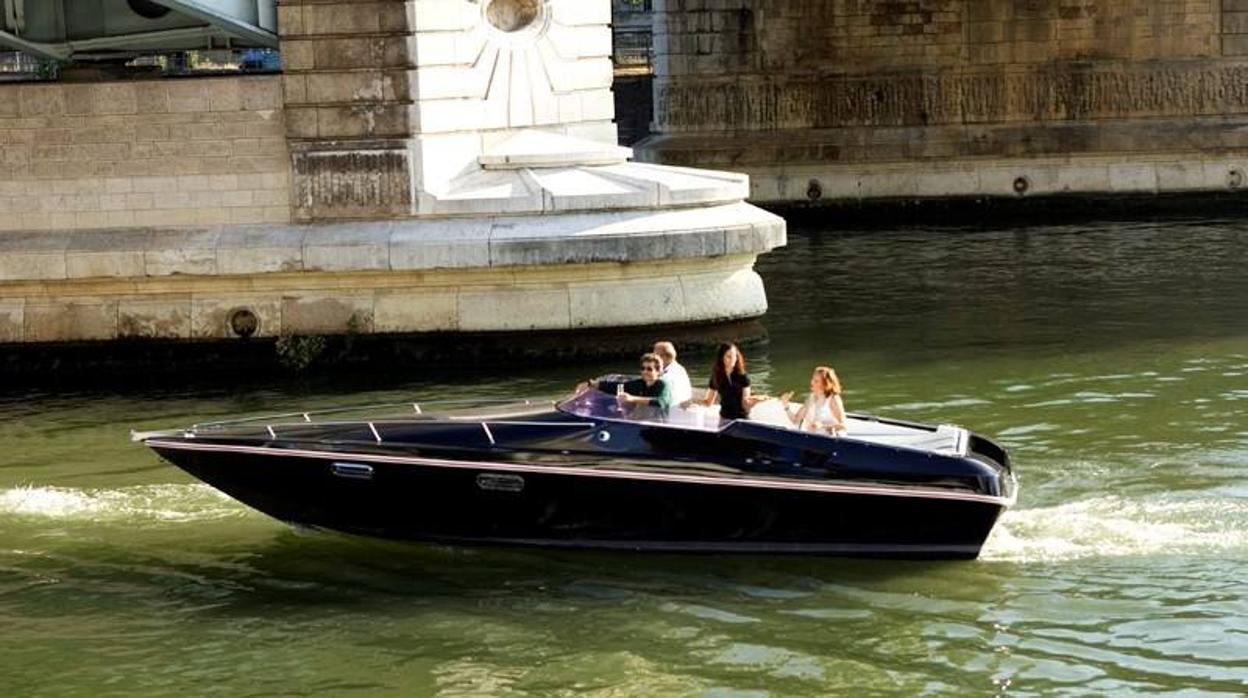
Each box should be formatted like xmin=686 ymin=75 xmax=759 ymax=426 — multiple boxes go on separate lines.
xmin=690 ymin=342 xmax=756 ymax=420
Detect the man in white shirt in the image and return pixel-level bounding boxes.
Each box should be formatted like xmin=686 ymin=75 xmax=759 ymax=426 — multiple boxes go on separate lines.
xmin=653 ymin=341 xmax=692 ymax=406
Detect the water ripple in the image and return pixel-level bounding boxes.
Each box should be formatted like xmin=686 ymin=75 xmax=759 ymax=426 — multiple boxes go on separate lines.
xmin=0 ymin=485 xmax=245 ymax=523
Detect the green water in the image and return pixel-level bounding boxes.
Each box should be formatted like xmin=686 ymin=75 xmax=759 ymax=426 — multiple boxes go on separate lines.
xmin=3 ymin=216 xmax=1247 ymax=696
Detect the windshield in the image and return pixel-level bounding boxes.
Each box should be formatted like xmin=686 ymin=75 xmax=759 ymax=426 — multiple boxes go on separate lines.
xmin=557 ymin=387 xmax=643 ymax=421
xmin=556 ymin=380 xmax=724 ymax=431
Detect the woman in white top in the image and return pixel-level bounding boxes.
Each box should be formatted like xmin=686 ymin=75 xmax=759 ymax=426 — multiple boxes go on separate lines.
xmin=781 ymin=366 xmax=847 ymax=435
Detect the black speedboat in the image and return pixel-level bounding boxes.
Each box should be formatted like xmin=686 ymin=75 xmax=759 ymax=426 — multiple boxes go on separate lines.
xmin=134 ymin=379 xmax=1017 ymax=559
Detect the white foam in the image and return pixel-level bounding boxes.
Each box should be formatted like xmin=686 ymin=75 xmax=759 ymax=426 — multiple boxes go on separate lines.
xmin=0 ymin=484 xmax=244 ymax=523
xmin=982 ymin=495 xmax=1248 ymax=563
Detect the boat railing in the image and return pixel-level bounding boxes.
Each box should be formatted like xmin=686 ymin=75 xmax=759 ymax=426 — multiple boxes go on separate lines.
xmin=187 ymin=397 xmax=559 ymax=431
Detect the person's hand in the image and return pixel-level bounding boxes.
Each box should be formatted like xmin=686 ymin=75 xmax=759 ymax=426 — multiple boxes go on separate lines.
xmin=574 ymin=381 xmax=591 ymax=395
xmin=779 ymin=391 xmax=794 ymax=405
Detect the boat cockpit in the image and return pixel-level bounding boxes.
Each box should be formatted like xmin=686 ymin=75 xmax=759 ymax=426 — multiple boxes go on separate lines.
xmin=557 ymin=380 xmax=970 ymax=457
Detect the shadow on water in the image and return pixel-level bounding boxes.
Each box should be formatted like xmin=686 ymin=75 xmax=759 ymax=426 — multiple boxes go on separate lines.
xmin=227 ymin=531 xmax=969 ymax=603
xmin=758 ymin=212 xmax=1248 ymax=368
xmin=0 ymin=319 xmax=769 ymax=389
xmin=4 ymin=522 xmax=982 ymax=616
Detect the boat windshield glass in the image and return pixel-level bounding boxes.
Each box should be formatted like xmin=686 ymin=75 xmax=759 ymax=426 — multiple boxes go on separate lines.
xmin=556 ymin=383 xmax=723 ymax=430
xmin=557 ymin=387 xmax=650 ymax=422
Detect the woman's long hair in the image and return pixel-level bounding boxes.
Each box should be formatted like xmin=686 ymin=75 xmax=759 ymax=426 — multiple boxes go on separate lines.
xmin=710 ymin=342 xmax=747 ymax=390
xmin=813 ymin=366 xmax=842 ymax=397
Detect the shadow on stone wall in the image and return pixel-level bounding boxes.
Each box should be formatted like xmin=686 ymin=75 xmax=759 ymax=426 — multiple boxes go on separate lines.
xmin=0 ymin=319 xmax=766 ymax=388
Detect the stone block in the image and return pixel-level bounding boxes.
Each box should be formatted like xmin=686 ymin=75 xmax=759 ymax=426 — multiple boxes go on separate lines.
xmin=0 ymin=299 xmax=24 ymax=343
xmin=303 ymin=224 xmax=392 ymax=271
xmin=458 ymin=286 xmax=571 ymax=331
xmin=0 ymin=87 xmax=18 ymax=117
xmin=24 ymin=299 xmax=119 ymax=342
xmin=724 ymin=217 xmax=787 ymax=256
xmin=20 ymin=84 xmax=65 ymax=117
xmin=316 ymin=103 xmax=410 ymax=138
xmin=1156 ymin=161 xmax=1211 ymax=192
xmin=145 ymin=230 xmax=221 ymax=276
xmin=545 ymin=23 xmax=612 ymax=59
xmin=280 ymin=293 xmax=375 ymax=334
xmin=1108 ymin=163 xmax=1158 ymax=193
xmin=678 ymin=266 xmax=768 ymax=323
xmin=915 ymin=168 xmax=982 ymax=197
xmin=408 ymin=32 xmax=461 ymax=68
xmin=303 ymin=3 xmax=384 ymax=35
xmin=569 ymin=276 xmax=684 ymax=329
xmin=550 ymin=1 xmax=612 ymax=27
xmin=284 ymin=107 xmax=319 ymax=138
xmin=1222 ymin=34 xmax=1248 ymax=56
xmin=546 ymin=58 xmax=613 ymax=94
xmin=411 ymin=97 xmax=483 ymax=133
xmin=1050 ymin=164 xmax=1111 ymax=193
xmin=290 ymin=144 xmax=414 ymax=220
xmin=135 ymin=83 xmax=170 ymax=114
xmin=206 ymin=79 xmax=243 ymax=112
xmin=857 ymin=171 xmax=919 ymax=199
xmin=281 ymin=39 xmax=316 ymax=71
xmin=0 ymin=231 xmax=68 ymax=280
xmin=166 ymin=81 xmax=209 ymax=113
xmin=194 ymin=208 xmax=233 ymax=225
xmin=94 ymin=83 xmax=138 ymax=115
xmin=118 ymin=296 xmax=192 ymax=339
xmin=389 ymin=218 xmax=492 ymax=269
xmin=276 ymin=4 xmax=304 ymax=36
xmin=412 ymin=1 xmax=477 ymax=32
xmin=105 ymin=211 xmax=136 ymax=228
xmin=1203 ymin=161 xmax=1248 ymax=191
xmin=66 ymin=250 xmax=146 ymax=279
xmin=191 ymin=295 xmax=282 ymax=339
xmin=374 ymin=290 xmax=459 ymax=332
xmin=532 ymin=169 xmax=656 ymax=212
xmin=411 ymin=132 xmax=481 ymax=193
xmin=411 ymin=65 xmax=482 ymax=101
xmin=282 ymin=74 xmax=308 ymax=104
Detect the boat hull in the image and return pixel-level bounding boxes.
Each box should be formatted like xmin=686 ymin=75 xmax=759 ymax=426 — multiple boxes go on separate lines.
xmin=152 ymin=440 xmax=1008 ymax=559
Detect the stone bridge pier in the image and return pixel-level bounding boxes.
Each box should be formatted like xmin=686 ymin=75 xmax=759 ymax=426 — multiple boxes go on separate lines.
xmin=637 ymin=0 xmax=1248 ymax=205
xmin=0 ymin=0 xmax=783 ymax=359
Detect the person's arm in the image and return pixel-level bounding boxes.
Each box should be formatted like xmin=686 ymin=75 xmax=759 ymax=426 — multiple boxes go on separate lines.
xmin=702 ymin=387 xmax=719 ymax=406
xmin=791 ymin=399 xmax=810 ymax=428
xmin=741 ymin=386 xmax=756 ymax=411
xmin=740 ymin=375 xmax=759 ymax=410
xmin=649 ymin=380 xmax=672 ymax=411
xmin=595 ymin=379 xmax=623 ymax=396
xmin=829 ymin=394 xmax=847 ymax=434
xmin=683 ymin=387 xmax=717 ymax=409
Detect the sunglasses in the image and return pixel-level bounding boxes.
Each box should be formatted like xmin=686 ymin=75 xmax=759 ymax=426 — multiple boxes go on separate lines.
xmin=640 ymin=365 xmax=659 ymax=372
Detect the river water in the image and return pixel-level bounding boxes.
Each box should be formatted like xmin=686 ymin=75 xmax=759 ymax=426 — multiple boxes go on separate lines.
xmin=2 ymin=214 xmax=1246 ymax=696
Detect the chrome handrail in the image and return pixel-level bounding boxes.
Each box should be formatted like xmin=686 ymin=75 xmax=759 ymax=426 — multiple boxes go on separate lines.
xmin=190 ymin=397 xmax=558 ymax=430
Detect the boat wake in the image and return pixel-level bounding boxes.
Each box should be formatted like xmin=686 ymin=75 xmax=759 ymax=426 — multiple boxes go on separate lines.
xmin=982 ymin=494 xmax=1248 ymax=562
xmin=0 ymin=484 xmax=245 ymax=524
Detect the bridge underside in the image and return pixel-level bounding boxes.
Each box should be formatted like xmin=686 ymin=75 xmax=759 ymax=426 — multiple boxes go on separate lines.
xmin=0 ymin=0 xmax=276 ymax=61
xmin=637 ymin=0 xmax=1248 ymax=205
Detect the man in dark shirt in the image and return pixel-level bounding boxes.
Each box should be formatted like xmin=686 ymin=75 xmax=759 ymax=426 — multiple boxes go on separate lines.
xmin=607 ymin=353 xmax=672 ymax=420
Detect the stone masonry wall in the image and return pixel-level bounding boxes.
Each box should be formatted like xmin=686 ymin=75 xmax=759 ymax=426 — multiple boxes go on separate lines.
xmin=644 ymin=0 xmax=1248 ymax=194
xmin=0 ymin=76 xmax=290 ymax=232
xmin=278 ymin=0 xmax=617 ymax=220
xmin=658 ymin=0 xmax=1222 ymax=79
xmin=653 ymin=0 xmax=1242 ymax=133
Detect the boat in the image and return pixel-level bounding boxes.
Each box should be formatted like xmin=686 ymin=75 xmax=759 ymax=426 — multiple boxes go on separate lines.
xmin=133 ymin=377 xmax=1017 ymax=559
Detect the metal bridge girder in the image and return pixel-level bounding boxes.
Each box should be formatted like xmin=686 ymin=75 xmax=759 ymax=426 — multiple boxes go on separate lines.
xmin=0 ymin=0 xmax=277 ymax=61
